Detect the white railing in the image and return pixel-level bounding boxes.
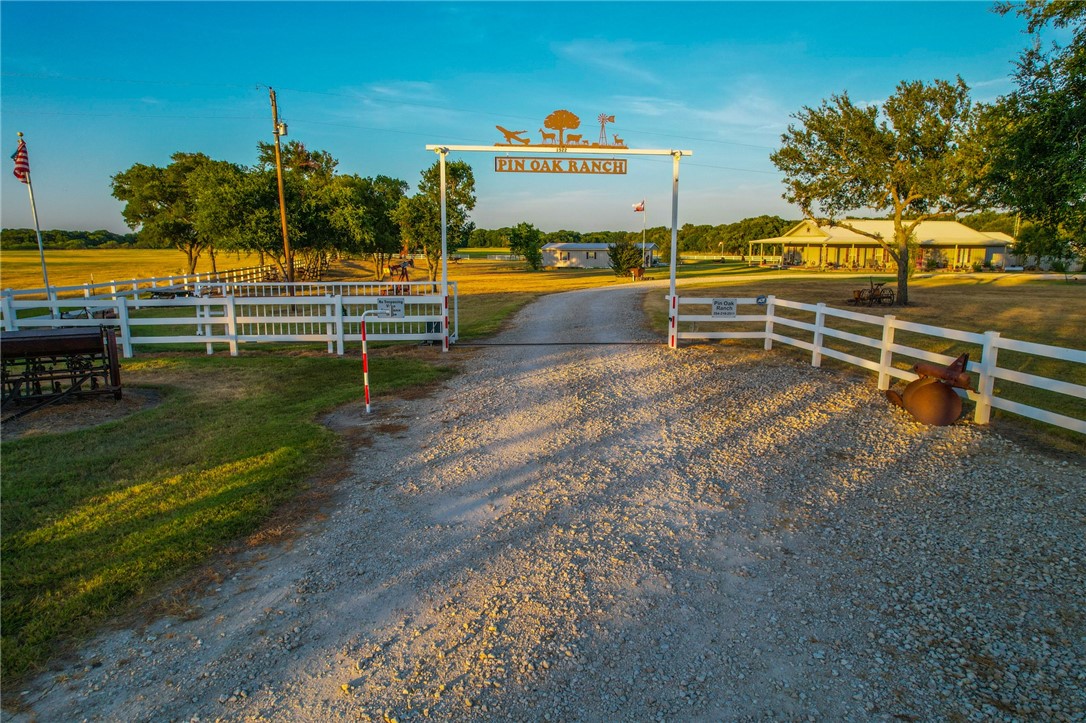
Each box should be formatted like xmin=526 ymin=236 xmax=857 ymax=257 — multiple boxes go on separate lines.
xmin=674 ymin=295 xmax=1085 ymax=434
xmin=1 ymin=282 xmax=459 ymax=357
xmin=4 ymin=264 xmax=279 ymax=302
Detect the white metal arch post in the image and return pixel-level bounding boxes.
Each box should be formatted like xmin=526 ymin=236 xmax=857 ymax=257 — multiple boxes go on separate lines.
xmin=426 ymin=144 xmax=693 ymax=350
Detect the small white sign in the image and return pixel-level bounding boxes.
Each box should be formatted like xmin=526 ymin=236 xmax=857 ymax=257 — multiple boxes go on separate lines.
xmin=712 ymin=298 xmax=738 ymax=318
xmin=377 ymin=297 xmax=405 ymax=318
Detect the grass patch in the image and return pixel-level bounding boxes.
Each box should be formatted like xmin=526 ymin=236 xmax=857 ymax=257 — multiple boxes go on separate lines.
xmin=0 ymin=352 xmax=451 ymax=680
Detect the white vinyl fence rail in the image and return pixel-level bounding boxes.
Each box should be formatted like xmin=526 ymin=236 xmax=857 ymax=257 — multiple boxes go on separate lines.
xmin=6 ymin=265 xmax=279 ymax=303
xmin=674 ymin=295 xmax=1085 ymax=435
xmin=1 ymin=281 xmax=458 ymax=357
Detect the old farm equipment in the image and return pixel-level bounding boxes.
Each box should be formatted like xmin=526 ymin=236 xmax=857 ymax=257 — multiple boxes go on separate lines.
xmin=1 ymin=327 xmax=122 ymax=421
xmin=886 ymin=353 xmax=972 ymax=426
xmin=848 ymin=280 xmax=896 ymax=307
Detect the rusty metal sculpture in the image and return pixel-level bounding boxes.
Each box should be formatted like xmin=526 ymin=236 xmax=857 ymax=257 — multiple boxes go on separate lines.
xmin=886 ymin=353 xmax=972 ymax=426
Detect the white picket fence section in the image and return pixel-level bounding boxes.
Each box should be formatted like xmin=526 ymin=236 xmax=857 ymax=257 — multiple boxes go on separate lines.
xmin=674 ymin=295 xmax=1086 ymax=434
xmin=1 ymin=281 xmax=459 ymax=357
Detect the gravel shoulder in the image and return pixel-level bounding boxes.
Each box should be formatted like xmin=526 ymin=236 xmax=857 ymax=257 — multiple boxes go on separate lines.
xmin=10 ymin=282 xmax=1085 ymax=722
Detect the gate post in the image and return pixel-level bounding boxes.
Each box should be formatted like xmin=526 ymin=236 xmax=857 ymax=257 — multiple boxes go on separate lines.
xmin=667 ymin=151 xmax=681 ymax=349
xmin=436 ymin=146 xmax=451 ymax=352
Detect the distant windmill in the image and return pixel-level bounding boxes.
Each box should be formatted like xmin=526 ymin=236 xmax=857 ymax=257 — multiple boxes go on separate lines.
xmin=598 ymin=114 xmax=615 ymax=145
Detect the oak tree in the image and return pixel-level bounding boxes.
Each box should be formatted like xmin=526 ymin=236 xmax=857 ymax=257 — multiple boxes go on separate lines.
xmin=770 ymin=78 xmax=991 ymax=305
xmin=393 ymin=159 xmax=476 ymax=281
xmin=986 ymin=1 xmax=1085 ymax=263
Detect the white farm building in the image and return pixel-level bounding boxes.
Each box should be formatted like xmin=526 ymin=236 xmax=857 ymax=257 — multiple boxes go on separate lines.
xmin=542 ymin=242 xmax=658 ymax=269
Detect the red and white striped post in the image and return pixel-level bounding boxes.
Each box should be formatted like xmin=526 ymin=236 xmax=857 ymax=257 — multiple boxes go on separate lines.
xmin=360 ymin=309 xmax=387 ymax=414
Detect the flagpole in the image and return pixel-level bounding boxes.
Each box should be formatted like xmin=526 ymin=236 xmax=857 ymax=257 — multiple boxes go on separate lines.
xmin=17 ymin=132 xmax=54 ymax=314
xmin=641 ymin=204 xmax=647 ymax=266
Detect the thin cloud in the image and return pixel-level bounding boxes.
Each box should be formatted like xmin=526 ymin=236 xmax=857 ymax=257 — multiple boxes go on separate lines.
xmin=551 ymin=39 xmax=662 ymax=86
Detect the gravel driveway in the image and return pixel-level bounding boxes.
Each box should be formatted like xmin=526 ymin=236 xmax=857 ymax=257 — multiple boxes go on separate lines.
xmin=12 ymin=283 xmax=1084 ymax=722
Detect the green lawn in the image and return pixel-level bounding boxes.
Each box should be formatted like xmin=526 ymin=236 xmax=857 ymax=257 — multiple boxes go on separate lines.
xmin=1 ymin=352 xmax=452 ymax=679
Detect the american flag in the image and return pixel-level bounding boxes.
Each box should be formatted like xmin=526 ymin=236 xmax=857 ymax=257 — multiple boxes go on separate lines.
xmin=632 ymin=200 xmax=644 ymax=212
xmin=11 ymin=138 xmax=30 ymax=184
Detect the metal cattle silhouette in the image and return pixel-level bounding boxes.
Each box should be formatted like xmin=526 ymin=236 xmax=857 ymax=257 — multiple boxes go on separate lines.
xmin=886 ymin=353 xmax=972 ymax=426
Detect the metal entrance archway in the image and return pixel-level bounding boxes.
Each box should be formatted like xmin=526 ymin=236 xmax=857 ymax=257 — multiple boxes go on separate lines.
xmin=424 ymin=143 xmax=692 ymax=351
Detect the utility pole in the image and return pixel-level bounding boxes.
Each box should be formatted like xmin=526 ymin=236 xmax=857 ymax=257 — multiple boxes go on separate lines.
xmin=269 ymin=88 xmax=293 ymax=282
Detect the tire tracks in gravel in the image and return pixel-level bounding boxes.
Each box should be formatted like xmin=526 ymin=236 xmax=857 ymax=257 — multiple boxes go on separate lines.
xmin=12 ymin=282 xmax=1084 ymax=723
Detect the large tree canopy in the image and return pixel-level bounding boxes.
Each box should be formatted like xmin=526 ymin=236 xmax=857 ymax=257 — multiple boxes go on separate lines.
xmin=507 ymin=222 xmax=544 ymax=271
xmin=770 ymin=78 xmax=991 ymax=305
xmin=985 ymin=0 xmax=1085 ymax=263
xmin=111 ymin=152 xmax=235 ymax=273
xmin=393 ymin=159 xmax=476 ymax=282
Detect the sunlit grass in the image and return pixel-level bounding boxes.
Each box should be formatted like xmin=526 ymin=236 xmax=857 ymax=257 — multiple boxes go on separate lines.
xmin=1 ymin=353 xmax=452 ymax=680
xmin=1 ymin=249 xmax=266 ymax=292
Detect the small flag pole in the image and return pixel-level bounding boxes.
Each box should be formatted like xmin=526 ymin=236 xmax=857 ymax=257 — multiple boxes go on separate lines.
xmin=641 ymin=201 xmax=647 ymax=266
xmin=633 ymin=200 xmax=647 ymax=266
xmin=13 ymin=133 xmax=54 ymax=315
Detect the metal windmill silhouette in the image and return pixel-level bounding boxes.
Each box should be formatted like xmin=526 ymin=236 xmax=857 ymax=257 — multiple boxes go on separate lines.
xmin=598 ymin=114 xmax=615 ymax=145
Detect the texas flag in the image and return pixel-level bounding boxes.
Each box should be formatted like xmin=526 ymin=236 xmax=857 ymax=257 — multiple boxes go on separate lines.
xmin=632 ymin=200 xmax=644 ymax=212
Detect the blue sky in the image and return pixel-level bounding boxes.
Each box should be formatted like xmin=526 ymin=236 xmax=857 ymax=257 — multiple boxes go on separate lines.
xmin=0 ymin=1 xmax=1046 ymax=235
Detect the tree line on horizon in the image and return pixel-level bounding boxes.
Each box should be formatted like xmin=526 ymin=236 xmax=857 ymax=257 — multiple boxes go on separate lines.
xmin=0 ymin=210 xmax=1028 ymax=256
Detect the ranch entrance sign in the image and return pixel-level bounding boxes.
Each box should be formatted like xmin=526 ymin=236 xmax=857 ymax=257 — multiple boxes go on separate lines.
xmin=426 ymin=107 xmax=693 ymax=349
xmin=494 ymin=157 xmax=627 ymax=175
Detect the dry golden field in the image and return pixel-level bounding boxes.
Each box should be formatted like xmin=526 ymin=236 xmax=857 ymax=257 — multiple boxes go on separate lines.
xmin=1 ymin=249 xmax=266 ymax=291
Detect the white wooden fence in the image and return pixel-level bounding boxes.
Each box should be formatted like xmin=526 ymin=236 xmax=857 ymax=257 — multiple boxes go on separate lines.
xmin=674 ymin=295 xmax=1085 ymax=434
xmin=1 ymin=281 xmax=459 ymax=357
xmin=6 ymin=265 xmax=278 ymax=302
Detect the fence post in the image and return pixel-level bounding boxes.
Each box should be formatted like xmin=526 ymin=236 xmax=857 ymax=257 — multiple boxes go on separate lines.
xmin=974 ymin=330 xmax=1001 ymax=424
xmin=110 ymin=280 xmax=118 ymax=299
xmin=763 ymin=295 xmax=776 ymax=350
xmin=226 ymin=295 xmax=238 ymax=357
xmin=203 ymin=301 xmax=214 ymax=355
xmin=452 ymin=282 xmax=459 ymax=342
xmin=877 ymin=315 xmax=897 ymax=390
xmin=668 ymin=294 xmax=678 ymax=348
xmin=811 ymin=302 xmax=826 ymax=367
xmin=334 ymin=294 xmax=345 ymax=355
xmin=1 ymin=292 xmax=17 ymax=331
xmin=116 ymin=299 xmax=133 ymax=358
xmin=326 ymin=296 xmax=335 ymax=354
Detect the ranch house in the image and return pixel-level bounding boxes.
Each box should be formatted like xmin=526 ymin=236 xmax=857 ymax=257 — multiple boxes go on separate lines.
xmin=750 ymin=219 xmax=1013 ymax=270
xmin=543 ymin=242 xmax=658 ymax=269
